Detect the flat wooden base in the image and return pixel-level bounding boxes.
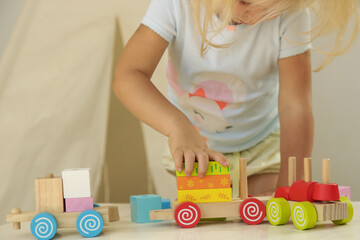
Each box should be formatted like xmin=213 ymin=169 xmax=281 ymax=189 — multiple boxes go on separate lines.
xmin=6 ymin=206 xmax=119 ymax=229
xmin=150 ymin=196 xmax=272 ymax=220
xmin=288 ymin=201 xmax=348 ymax=221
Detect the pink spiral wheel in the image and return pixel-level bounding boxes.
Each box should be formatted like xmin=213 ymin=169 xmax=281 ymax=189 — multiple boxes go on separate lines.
xmin=174 ymin=202 xmax=201 ymax=228
xmin=239 ymin=198 xmax=266 ymax=225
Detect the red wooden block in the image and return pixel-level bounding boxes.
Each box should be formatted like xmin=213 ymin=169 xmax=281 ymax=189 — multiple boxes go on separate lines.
xmin=313 ymin=183 xmax=340 ymax=201
xmin=274 ymin=187 xmax=290 ymax=200
xmin=65 ymin=197 xmax=93 ymax=212
xmin=289 ymin=180 xmax=317 ymax=202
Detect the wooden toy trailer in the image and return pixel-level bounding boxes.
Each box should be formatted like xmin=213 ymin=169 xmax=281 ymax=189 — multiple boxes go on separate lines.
xmin=150 ymin=158 xmax=272 ymax=228
xmin=6 ymin=173 xmax=119 ymax=239
xmin=267 ymin=157 xmax=353 ymax=230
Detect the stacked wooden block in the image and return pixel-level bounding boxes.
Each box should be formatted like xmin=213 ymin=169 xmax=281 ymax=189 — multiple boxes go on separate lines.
xmin=35 ymin=173 xmax=65 ymax=213
xmin=176 ymin=161 xmax=232 ymax=203
xmin=62 ymin=169 xmax=93 ymax=212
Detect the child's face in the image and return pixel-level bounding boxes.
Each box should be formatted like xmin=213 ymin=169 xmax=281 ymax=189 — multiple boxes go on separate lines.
xmin=232 ymin=0 xmax=278 ymax=25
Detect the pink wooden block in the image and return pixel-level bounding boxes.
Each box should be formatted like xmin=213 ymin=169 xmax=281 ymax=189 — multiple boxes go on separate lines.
xmin=338 ymin=186 xmax=351 ymax=200
xmin=65 ymin=197 xmax=94 ymax=212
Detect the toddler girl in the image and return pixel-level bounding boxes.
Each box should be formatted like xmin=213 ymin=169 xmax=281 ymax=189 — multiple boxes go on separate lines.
xmin=114 ymin=0 xmax=359 ymax=195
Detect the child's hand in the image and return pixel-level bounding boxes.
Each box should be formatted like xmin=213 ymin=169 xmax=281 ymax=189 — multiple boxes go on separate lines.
xmin=168 ymin=124 xmax=229 ymax=178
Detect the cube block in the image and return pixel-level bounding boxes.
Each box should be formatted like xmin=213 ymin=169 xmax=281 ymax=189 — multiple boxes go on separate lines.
xmin=62 ymin=168 xmax=91 ymax=198
xmin=338 ymin=186 xmax=351 ymax=200
xmin=130 ymin=195 xmax=162 ymax=223
xmin=35 ymin=176 xmax=64 ymax=212
xmin=65 ymin=197 xmax=94 ymax=212
xmin=161 ymin=198 xmax=171 ymax=209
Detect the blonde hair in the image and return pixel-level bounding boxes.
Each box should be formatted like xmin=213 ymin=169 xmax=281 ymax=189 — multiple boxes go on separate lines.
xmin=193 ymin=0 xmax=360 ymax=71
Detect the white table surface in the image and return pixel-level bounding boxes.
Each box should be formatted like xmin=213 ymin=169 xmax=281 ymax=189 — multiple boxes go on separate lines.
xmin=1 ymin=202 xmax=359 ymax=240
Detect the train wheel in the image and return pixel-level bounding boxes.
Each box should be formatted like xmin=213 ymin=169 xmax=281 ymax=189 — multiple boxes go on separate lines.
xmin=239 ymin=198 xmax=266 ymax=225
xmin=332 ymin=196 xmax=354 ymax=225
xmin=291 ymin=201 xmax=317 ymax=230
xmin=30 ymin=212 xmax=57 ymax=240
xmin=174 ymin=202 xmax=201 ymax=228
xmin=76 ymin=209 xmax=104 ymax=237
xmin=266 ymin=198 xmax=290 ymax=225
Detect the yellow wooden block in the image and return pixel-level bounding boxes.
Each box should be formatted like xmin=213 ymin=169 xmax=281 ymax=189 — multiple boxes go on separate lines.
xmin=177 ymin=188 xmax=232 ymax=203
xmin=176 ymin=161 xmax=230 ymax=177
xmin=35 ymin=175 xmax=64 ymax=213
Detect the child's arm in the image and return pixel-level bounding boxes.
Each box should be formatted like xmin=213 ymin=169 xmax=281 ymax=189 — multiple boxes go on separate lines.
xmin=277 ymin=50 xmax=314 ymax=187
xmin=113 ymin=25 xmax=228 ymax=177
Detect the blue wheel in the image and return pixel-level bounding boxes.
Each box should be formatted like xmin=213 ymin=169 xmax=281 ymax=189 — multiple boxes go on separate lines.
xmin=30 ymin=212 xmax=57 ymax=240
xmin=76 ymin=209 xmax=104 ymax=237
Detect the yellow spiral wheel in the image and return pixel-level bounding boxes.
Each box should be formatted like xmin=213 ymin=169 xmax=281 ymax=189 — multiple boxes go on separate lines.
xmin=291 ymin=202 xmax=317 ymax=230
xmin=332 ymin=196 xmax=354 ymax=225
xmin=266 ymin=198 xmax=290 ymax=225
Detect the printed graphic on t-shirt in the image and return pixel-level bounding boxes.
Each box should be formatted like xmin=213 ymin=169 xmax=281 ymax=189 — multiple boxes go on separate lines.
xmin=167 ymin=60 xmax=247 ymax=135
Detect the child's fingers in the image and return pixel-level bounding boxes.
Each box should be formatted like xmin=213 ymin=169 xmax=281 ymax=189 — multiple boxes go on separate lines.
xmin=184 ymin=150 xmax=195 ymax=177
xmin=206 ymin=149 xmax=229 ymax=167
xmin=173 ymin=149 xmax=184 ymax=172
xmin=196 ymin=151 xmax=209 ymax=178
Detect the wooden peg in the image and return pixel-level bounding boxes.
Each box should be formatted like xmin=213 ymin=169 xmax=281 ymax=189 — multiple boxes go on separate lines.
xmin=322 ymin=158 xmax=330 ymax=184
xmin=46 ymin=173 xmax=54 ymax=179
xmin=288 ymin=157 xmax=296 ymax=186
xmin=10 ymin=208 xmax=22 ymax=230
xmin=240 ymin=158 xmax=248 ymax=200
xmin=304 ymin=157 xmax=312 ymax=182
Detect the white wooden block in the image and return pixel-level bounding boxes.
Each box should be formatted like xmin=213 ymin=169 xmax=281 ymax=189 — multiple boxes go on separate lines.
xmin=62 ymin=168 xmax=91 ymax=198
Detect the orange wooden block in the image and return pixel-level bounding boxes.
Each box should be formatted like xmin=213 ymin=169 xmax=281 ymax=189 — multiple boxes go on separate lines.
xmin=35 ymin=174 xmax=64 ymax=213
xmin=177 ymin=175 xmax=231 ymax=190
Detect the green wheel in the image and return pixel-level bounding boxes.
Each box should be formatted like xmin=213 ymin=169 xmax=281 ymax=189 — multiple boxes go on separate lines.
xmin=266 ymin=198 xmax=290 ymax=225
xmin=291 ymin=201 xmax=317 ymax=230
xmin=332 ymin=196 xmax=353 ymax=225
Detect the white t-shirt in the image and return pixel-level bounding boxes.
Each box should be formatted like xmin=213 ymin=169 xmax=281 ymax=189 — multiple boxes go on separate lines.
xmin=142 ymin=0 xmax=312 ymax=153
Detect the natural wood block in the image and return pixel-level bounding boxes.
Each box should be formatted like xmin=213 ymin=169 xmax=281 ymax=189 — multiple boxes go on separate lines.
xmin=35 ymin=176 xmax=64 ymax=213
xmin=176 ymin=162 xmax=230 ymax=177
xmin=177 ymin=175 xmax=230 ymax=190
xmin=177 ymin=188 xmax=232 ymax=203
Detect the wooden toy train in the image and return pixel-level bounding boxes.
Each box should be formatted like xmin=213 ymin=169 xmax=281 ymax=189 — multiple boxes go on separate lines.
xmin=6 ymin=169 xmax=119 ymax=239
xmin=149 ymin=157 xmax=353 ymax=230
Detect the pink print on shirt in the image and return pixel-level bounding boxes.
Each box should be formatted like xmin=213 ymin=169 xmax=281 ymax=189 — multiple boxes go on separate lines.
xmin=166 ymin=60 xmax=247 ymax=134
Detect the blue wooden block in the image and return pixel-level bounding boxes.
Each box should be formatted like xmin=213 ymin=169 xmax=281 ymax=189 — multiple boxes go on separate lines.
xmin=130 ymin=194 xmax=162 ymax=223
xmin=162 ymin=198 xmax=171 ymax=209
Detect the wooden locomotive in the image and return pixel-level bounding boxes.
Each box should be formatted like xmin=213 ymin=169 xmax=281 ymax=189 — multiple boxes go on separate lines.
xmin=267 ymin=157 xmax=353 ymax=229
xmin=6 ymin=169 xmax=119 ymax=239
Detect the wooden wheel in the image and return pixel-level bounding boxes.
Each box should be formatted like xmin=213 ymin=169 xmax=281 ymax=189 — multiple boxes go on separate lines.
xmin=266 ymin=198 xmax=290 ymax=225
xmin=30 ymin=212 xmax=57 ymax=240
xmin=239 ymin=198 xmax=266 ymax=225
xmin=174 ymin=202 xmax=201 ymax=228
xmin=291 ymin=201 xmax=317 ymax=230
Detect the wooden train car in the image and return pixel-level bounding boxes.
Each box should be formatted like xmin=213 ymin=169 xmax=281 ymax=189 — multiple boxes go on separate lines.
xmin=149 ymin=157 xmax=353 ymax=230
xmin=6 ymin=170 xmax=119 ymax=239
